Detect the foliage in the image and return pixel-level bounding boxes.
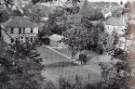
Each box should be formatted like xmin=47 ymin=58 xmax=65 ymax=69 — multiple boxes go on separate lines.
xmin=0 ymin=40 xmax=44 ymax=89
xmin=46 ymin=8 xmax=66 ymax=35
xmin=32 ymin=0 xmax=40 ymax=4
xmin=40 ymin=74 xmax=129 ymax=89
xmin=99 ymin=61 xmax=129 ymax=89
xmin=113 ymin=48 xmax=128 ymax=60
xmin=26 ymin=4 xmax=49 ymax=22
xmin=78 ymin=54 xmax=87 ymax=64
xmin=62 ymin=0 xmax=118 ymax=56
xmin=0 ymin=10 xmax=10 ymax=23
xmin=1 ymin=0 xmax=14 ymax=8
xmin=63 ymin=17 xmax=111 ymax=56
xmin=31 ymin=0 xmax=80 ymax=5
xmin=80 ymin=0 xmax=104 ymax=20
xmin=0 ymin=0 xmax=19 ymax=23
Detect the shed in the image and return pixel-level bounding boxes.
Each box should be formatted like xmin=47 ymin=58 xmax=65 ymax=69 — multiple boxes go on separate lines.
xmin=48 ymin=34 xmax=66 ymax=48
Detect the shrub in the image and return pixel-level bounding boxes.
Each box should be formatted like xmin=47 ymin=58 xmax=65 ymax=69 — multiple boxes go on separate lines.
xmin=78 ymin=54 xmax=87 ymax=64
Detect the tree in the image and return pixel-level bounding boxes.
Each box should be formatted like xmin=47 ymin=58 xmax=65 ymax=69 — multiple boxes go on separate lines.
xmin=1 ymin=0 xmax=14 ymax=8
xmin=80 ymin=0 xmax=104 ymax=20
xmin=0 ymin=1 xmax=44 ymax=89
xmin=46 ymin=8 xmax=66 ymax=35
xmin=62 ymin=0 xmax=118 ymax=57
xmin=78 ymin=54 xmax=87 ymax=64
xmin=0 ymin=0 xmax=14 ymax=23
xmin=0 ymin=10 xmax=10 ymax=23
xmin=99 ymin=61 xmax=129 ymax=89
xmin=0 ymin=40 xmax=44 ymax=89
xmin=63 ymin=15 xmax=107 ymax=56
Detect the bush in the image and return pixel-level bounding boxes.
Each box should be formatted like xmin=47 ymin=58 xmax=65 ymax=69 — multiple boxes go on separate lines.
xmin=78 ymin=54 xmax=87 ymax=64
xmin=0 ymin=40 xmax=44 ymax=89
xmin=113 ymin=48 xmax=127 ymax=60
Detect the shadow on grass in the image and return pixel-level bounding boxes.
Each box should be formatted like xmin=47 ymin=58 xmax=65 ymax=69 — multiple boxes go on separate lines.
xmin=45 ymin=61 xmax=78 ymax=68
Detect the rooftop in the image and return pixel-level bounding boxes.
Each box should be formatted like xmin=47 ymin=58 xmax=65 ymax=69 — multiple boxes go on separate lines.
xmin=105 ymin=16 xmax=127 ymax=26
xmin=5 ymin=16 xmax=37 ymax=28
xmin=49 ymin=34 xmax=64 ymax=42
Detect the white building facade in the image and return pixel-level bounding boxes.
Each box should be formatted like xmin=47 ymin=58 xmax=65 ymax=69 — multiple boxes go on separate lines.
xmin=2 ymin=16 xmax=38 ymax=44
xmin=105 ymin=15 xmax=128 ymax=50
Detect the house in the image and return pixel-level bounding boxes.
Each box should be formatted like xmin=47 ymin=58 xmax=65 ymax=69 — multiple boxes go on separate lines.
xmin=116 ymin=36 xmax=126 ymax=50
xmin=105 ymin=16 xmax=127 ymax=36
xmin=2 ymin=16 xmax=38 ymax=44
xmin=48 ymin=34 xmax=66 ymax=48
xmin=104 ymin=15 xmax=128 ymax=50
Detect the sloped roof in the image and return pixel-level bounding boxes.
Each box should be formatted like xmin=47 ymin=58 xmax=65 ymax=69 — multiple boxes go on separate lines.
xmin=5 ymin=16 xmax=37 ymax=27
xmin=105 ymin=16 xmax=127 ymax=26
xmin=49 ymin=34 xmax=64 ymax=42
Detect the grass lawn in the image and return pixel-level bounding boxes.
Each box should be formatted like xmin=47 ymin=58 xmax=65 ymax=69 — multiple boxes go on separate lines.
xmin=54 ymin=48 xmax=72 ymax=58
xmin=37 ymin=46 xmax=102 ymax=85
xmin=37 ymin=46 xmax=70 ymax=65
xmin=42 ymin=63 xmax=101 ymax=85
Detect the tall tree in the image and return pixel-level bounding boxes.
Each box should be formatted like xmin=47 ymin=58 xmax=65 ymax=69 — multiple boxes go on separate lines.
xmin=0 ymin=40 xmax=44 ymax=89
xmin=63 ymin=0 xmax=116 ymax=56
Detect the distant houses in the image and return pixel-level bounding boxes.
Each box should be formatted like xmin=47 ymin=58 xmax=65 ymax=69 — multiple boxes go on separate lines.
xmin=104 ymin=16 xmax=127 ymax=35
xmin=104 ymin=15 xmax=128 ymax=50
xmin=1 ymin=16 xmax=38 ymax=44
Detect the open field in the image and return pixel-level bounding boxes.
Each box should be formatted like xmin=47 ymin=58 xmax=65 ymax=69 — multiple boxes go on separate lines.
xmin=42 ymin=63 xmax=101 ymax=85
xmin=37 ymin=46 xmax=102 ymax=85
xmin=54 ymin=48 xmax=72 ymax=58
xmin=37 ymin=46 xmax=71 ymax=65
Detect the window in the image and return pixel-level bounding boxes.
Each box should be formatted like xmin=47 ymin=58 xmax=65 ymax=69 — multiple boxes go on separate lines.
xmin=30 ymin=28 xmax=33 ymax=33
xmin=19 ymin=28 xmax=21 ymax=34
xmin=11 ymin=39 xmax=14 ymax=43
xmin=25 ymin=28 xmax=31 ymax=33
xmin=30 ymin=37 xmax=33 ymax=42
xmin=11 ymin=28 xmax=14 ymax=34
xmin=23 ymin=28 xmax=25 ymax=34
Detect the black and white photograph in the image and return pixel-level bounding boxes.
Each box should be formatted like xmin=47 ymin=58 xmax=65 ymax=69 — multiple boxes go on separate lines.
xmin=0 ymin=0 xmax=135 ymax=89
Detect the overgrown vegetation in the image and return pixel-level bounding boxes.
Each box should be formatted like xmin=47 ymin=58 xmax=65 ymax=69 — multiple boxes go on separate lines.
xmin=0 ymin=39 xmax=44 ymax=89
xmin=0 ymin=1 xmax=44 ymax=89
xmin=41 ymin=73 xmax=129 ymax=89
